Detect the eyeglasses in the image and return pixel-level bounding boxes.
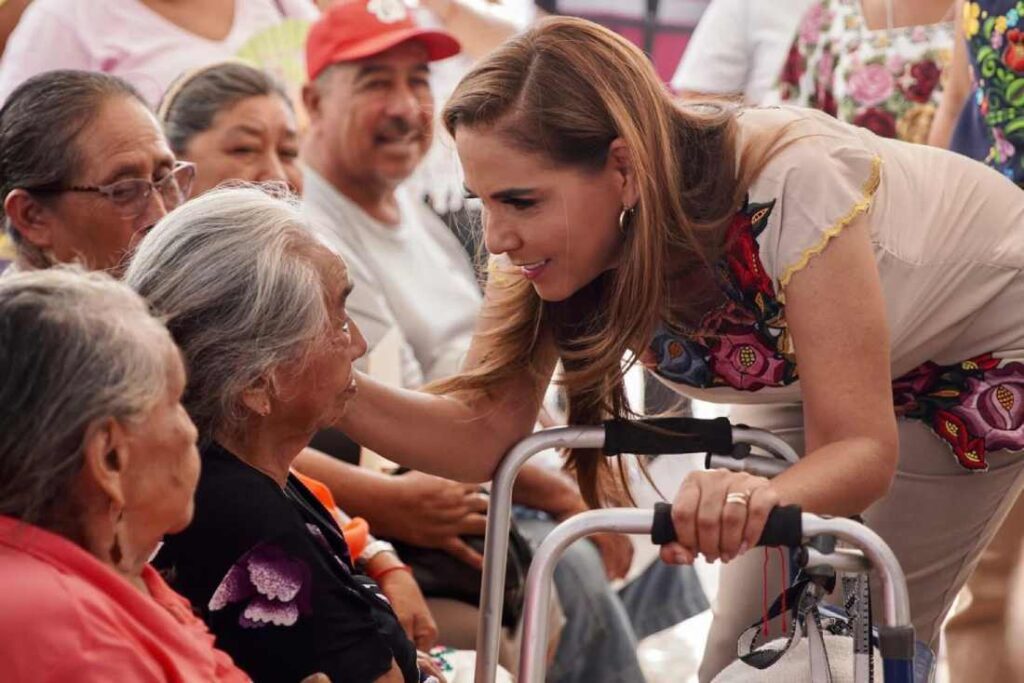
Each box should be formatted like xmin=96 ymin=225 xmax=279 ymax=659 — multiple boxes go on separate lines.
xmin=29 ymin=161 xmax=196 ymax=219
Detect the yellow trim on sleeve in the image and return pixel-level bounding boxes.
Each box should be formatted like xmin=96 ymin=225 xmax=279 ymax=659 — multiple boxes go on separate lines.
xmin=777 ymin=154 xmax=883 ymax=303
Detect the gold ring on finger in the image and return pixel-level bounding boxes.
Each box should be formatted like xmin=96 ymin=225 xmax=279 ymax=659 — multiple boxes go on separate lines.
xmin=725 ymin=491 xmax=750 ymax=507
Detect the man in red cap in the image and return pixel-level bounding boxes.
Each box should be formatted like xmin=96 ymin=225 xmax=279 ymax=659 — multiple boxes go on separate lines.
xmin=302 ymin=0 xmax=460 ymax=216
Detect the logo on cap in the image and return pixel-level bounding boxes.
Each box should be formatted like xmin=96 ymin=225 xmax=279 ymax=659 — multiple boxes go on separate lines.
xmin=367 ymin=0 xmax=408 ymax=23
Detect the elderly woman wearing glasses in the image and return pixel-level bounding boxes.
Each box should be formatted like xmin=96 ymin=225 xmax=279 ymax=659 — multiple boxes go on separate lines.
xmin=0 ymin=69 xmax=194 ymax=276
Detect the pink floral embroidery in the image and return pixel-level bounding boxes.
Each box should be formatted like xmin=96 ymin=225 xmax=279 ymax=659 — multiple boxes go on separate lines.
xmin=894 ymin=355 xmax=1024 ymax=470
xmin=209 ymin=543 xmax=313 ymax=629
xmin=710 ymin=332 xmax=789 ymax=391
xmin=952 ymin=365 xmax=1024 ymax=452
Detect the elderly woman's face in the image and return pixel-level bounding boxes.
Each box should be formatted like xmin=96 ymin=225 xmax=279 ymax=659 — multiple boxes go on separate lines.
xmin=182 ymin=94 xmax=303 ymax=197
xmin=270 ymin=249 xmax=367 ymax=432
xmin=43 ymin=97 xmax=183 ymax=273
xmin=119 ymin=339 xmax=200 ymax=543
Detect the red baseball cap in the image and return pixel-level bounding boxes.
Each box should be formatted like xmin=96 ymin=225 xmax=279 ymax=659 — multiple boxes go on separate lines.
xmin=306 ymin=0 xmax=462 ymax=81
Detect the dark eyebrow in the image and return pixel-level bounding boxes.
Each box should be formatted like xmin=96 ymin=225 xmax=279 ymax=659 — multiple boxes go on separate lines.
xmin=355 ymin=64 xmax=393 ymax=80
xmin=356 ymin=62 xmax=430 ymax=80
xmin=462 ymin=186 xmax=537 ymax=200
xmin=491 ymin=187 xmax=535 ymax=200
xmin=343 ymin=280 xmax=355 ymax=298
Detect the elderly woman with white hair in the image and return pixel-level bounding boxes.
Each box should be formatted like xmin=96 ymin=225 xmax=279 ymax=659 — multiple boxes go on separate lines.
xmin=126 ymin=187 xmax=444 ymax=683
xmin=0 ymin=268 xmax=250 ymax=681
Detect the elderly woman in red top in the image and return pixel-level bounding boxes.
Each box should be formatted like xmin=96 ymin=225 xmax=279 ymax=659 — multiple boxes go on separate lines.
xmin=0 ymin=268 xmax=256 ymax=682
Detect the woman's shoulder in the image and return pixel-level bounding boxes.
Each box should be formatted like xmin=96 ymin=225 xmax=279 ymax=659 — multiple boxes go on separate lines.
xmin=739 ymin=106 xmax=874 ymax=159
xmin=12 ymin=0 xmax=116 ymax=29
xmin=156 ymin=448 xmax=320 ymax=615
xmin=731 ymin=107 xmax=884 ymax=293
xmin=736 ymin=107 xmax=881 ymax=195
xmin=0 ymin=547 xmax=161 ymax=678
xmin=0 ymin=545 xmax=87 ymax=620
xmin=185 ymin=444 xmax=300 ymax=542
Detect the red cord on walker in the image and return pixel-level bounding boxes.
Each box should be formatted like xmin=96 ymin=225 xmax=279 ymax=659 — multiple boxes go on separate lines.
xmin=760 ymin=547 xmax=789 ymax=637
xmin=761 ymin=548 xmax=770 ymax=637
xmin=778 ymin=547 xmax=788 ymax=634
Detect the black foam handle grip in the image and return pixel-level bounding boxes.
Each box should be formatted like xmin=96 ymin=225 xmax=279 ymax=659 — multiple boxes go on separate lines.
xmin=603 ymin=417 xmax=733 ymax=456
xmin=651 ymin=502 xmax=804 ymax=547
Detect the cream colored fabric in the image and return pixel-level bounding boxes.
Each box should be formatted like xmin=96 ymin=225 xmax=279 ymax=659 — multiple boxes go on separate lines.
xmin=644 ymin=111 xmax=1024 ymax=678
xmin=698 ymin=403 xmax=1024 ymax=682
xmin=660 ymin=106 xmax=1024 ymax=407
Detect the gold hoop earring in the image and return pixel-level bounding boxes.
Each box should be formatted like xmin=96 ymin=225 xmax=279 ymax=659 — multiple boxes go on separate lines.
xmin=618 ymin=205 xmax=636 ymax=233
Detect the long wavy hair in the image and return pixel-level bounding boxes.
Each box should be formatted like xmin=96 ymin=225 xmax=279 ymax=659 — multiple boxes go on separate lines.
xmin=438 ymin=17 xmax=784 ymax=506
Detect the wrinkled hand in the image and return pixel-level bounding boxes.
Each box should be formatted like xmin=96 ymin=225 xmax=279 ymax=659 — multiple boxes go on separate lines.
xmin=417 ymin=651 xmax=449 ymax=683
xmin=378 ymin=568 xmax=439 ymax=650
xmin=659 ymin=470 xmax=778 ymax=565
xmin=387 ymin=471 xmax=489 ymax=569
xmin=589 ymin=531 xmax=634 ymax=580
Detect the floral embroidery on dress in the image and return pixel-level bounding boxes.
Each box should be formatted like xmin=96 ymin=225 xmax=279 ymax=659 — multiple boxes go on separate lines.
xmin=646 ymin=197 xmax=798 ymax=392
xmin=777 ymin=0 xmax=953 ymax=143
xmin=960 ymin=1 xmax=1024 ymax=182
xmin=893 ymin=355 xmax=1024 ymax=470
xmin=209 ymin=542 xmax=313 ymax=628
xmin=647 ymin=197 xmax=1024 ymax=470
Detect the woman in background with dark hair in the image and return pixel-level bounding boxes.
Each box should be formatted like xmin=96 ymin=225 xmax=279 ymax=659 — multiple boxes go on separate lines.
xmin=158 ymin=61 xmax=303 ymax=196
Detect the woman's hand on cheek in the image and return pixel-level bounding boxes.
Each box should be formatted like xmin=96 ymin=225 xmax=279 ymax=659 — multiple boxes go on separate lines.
xmin=658 ymin=471 xmax=778 ymax=566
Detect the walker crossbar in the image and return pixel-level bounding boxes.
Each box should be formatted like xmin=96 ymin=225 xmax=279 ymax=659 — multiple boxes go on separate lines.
xmin=518 ymin=508 xmax=915 ymax=683
xmin=647 ymin=505 xmax=915 ymax=683
xmin=474 ymin=419 xmax=801 ymax=683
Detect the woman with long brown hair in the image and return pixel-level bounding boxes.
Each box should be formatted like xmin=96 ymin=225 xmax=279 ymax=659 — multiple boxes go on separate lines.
xmin=311 ymin=15 xmax=1024 ymax=680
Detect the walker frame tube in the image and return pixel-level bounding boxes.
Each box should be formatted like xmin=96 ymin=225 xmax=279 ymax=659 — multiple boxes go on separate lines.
xmin=476 ymin=427 xmax=604 ymax=683
xmin=517 ymin=511 xmax=914 ymax=683
xmin=474 ymin=421 xmax=800 ymax=683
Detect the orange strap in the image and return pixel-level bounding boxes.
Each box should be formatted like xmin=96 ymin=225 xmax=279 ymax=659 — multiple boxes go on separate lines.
xmin=292 ymin=470 xmax=371 ymax=559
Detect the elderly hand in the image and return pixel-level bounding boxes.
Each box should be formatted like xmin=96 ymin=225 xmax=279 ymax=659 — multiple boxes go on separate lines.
xmin=377 ymin=566 xmax=439 ymax=650
xmin=378 ymin=471 xmax=489 ymax=569
xmin=658 ymin=470 xmax=779 ymax=565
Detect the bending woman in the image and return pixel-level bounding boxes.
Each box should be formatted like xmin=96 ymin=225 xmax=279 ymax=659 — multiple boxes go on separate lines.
xmin=311 ymin=16 xmax=1024 ymax=680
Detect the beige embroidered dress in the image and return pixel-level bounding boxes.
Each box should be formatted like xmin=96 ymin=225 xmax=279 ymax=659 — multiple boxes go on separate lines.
xmin=645 ymin=106 xmax=1024 ymax=470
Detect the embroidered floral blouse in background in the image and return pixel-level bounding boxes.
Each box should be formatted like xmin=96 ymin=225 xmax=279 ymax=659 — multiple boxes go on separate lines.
xmin=775 ymin=0 xmax=954 ymax=143
xmin=952 ymin=0 xmax=1024 ymax=184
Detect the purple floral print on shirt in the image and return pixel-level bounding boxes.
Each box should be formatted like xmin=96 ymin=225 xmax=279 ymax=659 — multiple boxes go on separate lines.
xmin=209 ymin=542 xmax=313 ymax=628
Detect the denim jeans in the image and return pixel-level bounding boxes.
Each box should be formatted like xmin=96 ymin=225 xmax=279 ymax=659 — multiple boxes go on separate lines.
xmin=514 ymin=510 xmax=709 ymax=683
